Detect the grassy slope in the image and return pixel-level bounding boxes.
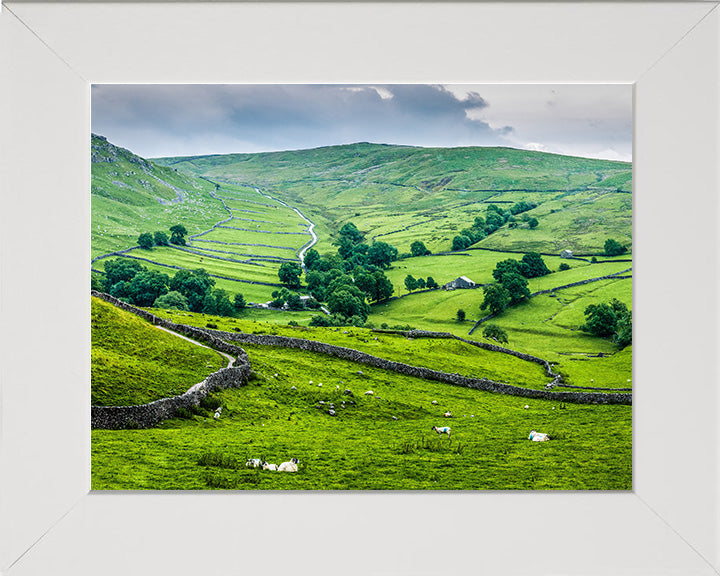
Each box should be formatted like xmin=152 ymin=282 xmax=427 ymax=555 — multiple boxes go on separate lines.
xmin=91 ymin=297 xmax=226 ymax=405
xmin=91 ymin=135 xmax=227 ymax=258
xmin=156 ymin=143 xmax=632 ymax=255
xmin=92 ymin=342 xmax=631 ymax=490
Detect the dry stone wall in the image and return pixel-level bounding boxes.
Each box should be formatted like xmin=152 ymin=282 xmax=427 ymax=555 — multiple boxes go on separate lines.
xmin=91 ymin=291 xmax=252 ymax=429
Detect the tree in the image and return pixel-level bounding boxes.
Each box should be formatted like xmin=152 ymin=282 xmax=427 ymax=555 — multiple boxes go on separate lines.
xmin=604 ymin=238 xmax=628 ymax=256
xmin=304 ymin=248 xmax=320 ymax=270
xmin=153 ymin=290 xmax=189 ymax=310
xmin=582 ymin=303 xmax=617 ymax=337
xmin=426 ymin=276 xmax=438 ymax=289
xmin=327 ymin=287 xmax=369 ymax=320
xmin=154 ymin=231 xmax=169 ymax=246
xmin=492 ymin=259 xmax=522 ymax=282
xmin=481 ymin=284 xmax=510 ymax=315
xmin=127 ymin=270 xmax=170 ymax=306
xmin=456 ymin=309 xmax=466 ymax=321
xmin=286 ymin=292 xmax=304 ymax=311
xmin=416 ymin=277 xmax=426 ymax=289
xmin=452 ymin=235 xmax=472 ymax=251
xmin=138 ymin=232 xmax=154 ymax=249
xmin=212 ymin=289 xmax=234 ymax=317
xmin=500 ymin=272 xmax=531 ymax=304
xmin=559 ymin=262 xmax=571 ymax=271
xmin=233 ymin=293 xmax=246 ymax=311
xmin=103 ymin=259 xmax=144 ymax=291
xmin=527 ymin=217 xmax=539 ymax=229
xmin=169 ymin=224 xmax=188 ymax=246
xmin=485 ymin=211 xmax=505 ymax=230
xmin=404 ymin=274 xmax=418 ymax=292
xmin=482 ymin=324 xmax=509 ymax=344
xmin=278 ymin=262 xmax=303 ymax=288
xmin=169 ymin=268 xmax=215 ymax=312
xmin=519 ymin=252 xmax=551 ymax=278
xmin=372 ymin=270 xmax=394 ymax=302
xmin=367 ymin=241 xmax=398 ymax=269
xmin=410 ymin=240 xmax=431 ymax=257
xmin=338 ymin=222 xmax=364 ymax=245
xmin=614 ymin=313 xmax=632 ymax=348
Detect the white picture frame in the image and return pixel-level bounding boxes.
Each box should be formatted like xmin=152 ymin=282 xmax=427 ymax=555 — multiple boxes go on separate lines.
xmin=1 ymin=2 xmax=718 ymax=574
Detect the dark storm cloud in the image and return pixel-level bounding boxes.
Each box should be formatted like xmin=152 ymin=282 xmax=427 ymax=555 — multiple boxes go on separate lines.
xmin=91 ymin=84 xmax=503 ymax=158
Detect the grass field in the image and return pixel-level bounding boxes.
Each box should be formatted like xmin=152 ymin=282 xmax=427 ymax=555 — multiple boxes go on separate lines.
xmin=91 ymin=297 xmax=226 ymax=405
xmin=91 ymin=338 xmax=631 ymax=490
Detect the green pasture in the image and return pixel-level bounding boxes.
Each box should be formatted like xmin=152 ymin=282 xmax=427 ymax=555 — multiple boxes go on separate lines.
xmin=196 ymin=227 xmax=307 ymax=251
xmin=91 ymin=297 xmax=226 ymax=406
xmin=92 ymin=341 xmax=631 ymax=490
xmin=150 ymin=308 xmax=551 ymax=389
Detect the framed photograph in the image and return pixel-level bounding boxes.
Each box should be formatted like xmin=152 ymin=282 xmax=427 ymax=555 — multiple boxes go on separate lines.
xmin=1 ymin=2 xmax=718 ymax=574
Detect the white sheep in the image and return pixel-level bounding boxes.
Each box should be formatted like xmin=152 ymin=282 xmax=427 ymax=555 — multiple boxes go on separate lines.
xmin=528 ymin=430 xmax=550 ymax=442
xmin=431 ymin=400 xmax=438 ymax=405
xmin=431 ymin=425 xmax=451 ymax=438
xmin=246 ymin=458 xmax=262 ymax=468
xmin=278 ymin=457 xmax=299 ymax=472
xmin=443 ymin=411 xmax=452 ymax=418
xmin=262 ymin=462 xmax=278 ymax=471
xmin=365 ymin=390 xmax=374 ymax=396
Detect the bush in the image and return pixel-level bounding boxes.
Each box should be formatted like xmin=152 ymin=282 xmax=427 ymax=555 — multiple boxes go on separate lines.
xmin=559 ymin=263 xmax=571 ymax=271
xmin=456 ymin=309 xmax=466 ymax=321
xmin=482 ymin=324 xmax=509 ymax=344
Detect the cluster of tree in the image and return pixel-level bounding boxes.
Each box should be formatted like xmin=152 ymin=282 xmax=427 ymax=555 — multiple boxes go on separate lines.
xmin=274 ymin=222 xmax=400 ymax=326
xmin=334 ymin=223 xmax=399 ymax=269
xmin=492 ymin=252 xmax=551 ymax=281
xmin=452 ymin=203 xmax=540 ymax=251
xmin=580 ymin=298 xmax=632 ymax=348
xmin=604 ymin=238 xmax=628 ymax=257
xmin=404 ymin=275 xmax=438 ymax=292
xmin=480 ymin=253 xmax=550 ymax=316
xmin=269 ymin=288 xmax=318 ymax=311
xmin=99 ymin=259 xmax=244 ymax=316
xmin=137 ymin=225 xmax=188 ymax=249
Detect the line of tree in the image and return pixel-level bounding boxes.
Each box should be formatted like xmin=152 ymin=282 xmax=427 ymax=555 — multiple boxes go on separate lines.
xmin=452 ymin=202 xmax=539 ymax=251
xmin=404 ymin=274 xmax=438 ymax=292
xmin=96 ymin=259 xmax=244 ymax=316
xmin=137 ymin=225 xmax=187 ymax=249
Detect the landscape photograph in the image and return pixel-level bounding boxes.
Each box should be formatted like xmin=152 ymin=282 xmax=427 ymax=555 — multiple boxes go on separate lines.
xmin=90 ymin=84 xmax=632 ymax=490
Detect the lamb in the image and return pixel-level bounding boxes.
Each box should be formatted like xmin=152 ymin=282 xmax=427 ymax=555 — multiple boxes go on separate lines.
xmin=443 ymin=411 xmax=452 ymax=418
xmin=246 ymin=458 xmax=263 ymax=468
xmin=528 ymin=430 xmax=550 ymax=442
xmin=262 ymin=462 xmax=278 ymax=471
xmin=278 ymin=457 xmax=299 ymax=472
xmin=431 ymin=425 xmax=451 ymax=438
xmin=365 ymin=390 xmax=374 ymax=396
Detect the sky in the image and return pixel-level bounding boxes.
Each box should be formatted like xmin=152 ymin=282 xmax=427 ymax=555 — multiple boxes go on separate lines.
xmin=91 ymin=84 xmax=632 ymax=162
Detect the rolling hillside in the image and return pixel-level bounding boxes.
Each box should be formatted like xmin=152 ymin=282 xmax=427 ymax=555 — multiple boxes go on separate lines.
xmin=155 ymin=143 xmax=632 ymax=255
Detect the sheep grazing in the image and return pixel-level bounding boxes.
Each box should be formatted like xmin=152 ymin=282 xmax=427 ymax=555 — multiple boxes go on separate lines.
xmin=365 ymin=390 xmax=374 ymax=396
xmin=524 ymin=405 xmax=529 ymax=410
xmin=278 ymin=457 xmax=299 ymax=472
xmin=214 ymin=407 xmax=222 ymax=420
xmin=262 ymin=462 xmax=278 ymax=471
xmin=528 ymin=430 xmax=550 ymax=442
xmin=443 ymin=411 xmax=452 ymax=418
xmin=431 ymin=425 xmax=451 ymax=438
xmin=246 ymin=458 xmax=262 ymax=468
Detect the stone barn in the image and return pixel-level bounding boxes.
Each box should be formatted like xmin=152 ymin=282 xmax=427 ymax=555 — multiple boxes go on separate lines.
xmin=443 ymin=276 xmax=476 ymax=290
xmin=560 ymin=249 xmax=574 ymax=258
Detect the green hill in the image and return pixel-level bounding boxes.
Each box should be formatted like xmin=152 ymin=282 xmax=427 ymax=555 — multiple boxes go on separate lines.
xmin=155 ymin=143 xmax=632 ymax=255
xmin=91 ymin=134 xmax=228 ymax=258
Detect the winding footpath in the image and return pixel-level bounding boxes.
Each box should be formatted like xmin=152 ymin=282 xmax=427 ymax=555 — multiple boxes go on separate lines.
xmin=155 ymin=325 xmax=235 ymax=368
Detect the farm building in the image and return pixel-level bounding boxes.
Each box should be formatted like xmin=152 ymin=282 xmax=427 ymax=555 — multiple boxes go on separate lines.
xmin=560 ymin=249 xmax=574 ymax=258
xmin=443 ymin=276 xmax=476 ymax=290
